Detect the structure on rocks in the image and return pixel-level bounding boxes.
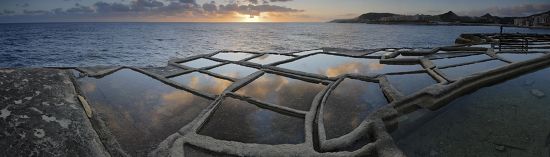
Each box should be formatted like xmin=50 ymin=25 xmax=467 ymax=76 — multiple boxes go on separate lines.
xmin=1 ymin=33 xmax=550 ymax=157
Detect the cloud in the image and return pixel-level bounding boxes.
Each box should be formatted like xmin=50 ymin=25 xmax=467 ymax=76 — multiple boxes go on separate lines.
xmin=65 ymin=6 xmax=95 ymax=14
xmin=3 ymin=10 xmax=15 ymax=15
xmin=16 ymin=3 xmax=30 ymax=8
xmin=218 ymin=4 xmax=303 ymax=16
xmin=94 ymin=2 xmax=131 ymax=12
xmin=131 ymin=0 xmax=165 ymax=11
xmin=250 ymin=0 xmax=292 ymax=5
xmin=460 ymin=3 xmax=550 ymax=17
xmin=248 ymin=0 xmax=259 ymax=4
xmin=23 ymin=10 xmax=50 ymax=15
xmin=269 ymin=0 xmax=292 ymax=2
xmin=0 ymin=0 xmax=304 ymax=22
xmin=202 ymin=1 xmax=217 ymax=13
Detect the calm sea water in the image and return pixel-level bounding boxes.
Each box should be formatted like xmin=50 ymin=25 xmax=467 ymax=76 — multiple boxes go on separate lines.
xmin=1 ymin=22 xmax=549 ymax=67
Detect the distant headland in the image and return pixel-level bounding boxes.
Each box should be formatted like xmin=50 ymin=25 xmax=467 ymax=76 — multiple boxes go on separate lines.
xmin=330 ymin=10 xmax=550 ymax=28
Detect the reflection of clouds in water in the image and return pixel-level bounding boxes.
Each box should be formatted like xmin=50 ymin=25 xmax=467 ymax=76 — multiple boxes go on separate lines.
xmin=223 ymin=72 xmax=240 ymax=79
xmin=199 ymin=97 xmax=305 ymax=144
xmin=324 ymin=62 xmax=363 ymax=77
xmin=235 ymin=73 xmax=324 ymax=111
xmin=187 ymin=76 xmax=201 ymax=90
xmin=368 ymin=62 xmax=385 ymax=71
xmin=323 ymin=79 xmax=387 ymax=139
xmin=236 ymin=74 xmax=289 ymax=100
xmin=248 ymin=54 xmax=293 ymax=65
xmin=183 ymin=74 xmax=232 ymax=94
xmin=256 ymin=55 xmax=270 ymax=60
xmin=213 ymin=77 xmax=232 ymax=94
xmin=77 ymin=70 xmax=212 ymax=154
xmin=81 ymin=82 xmax=96 ymax=93
xmin=323 ymin=61 xmax=386 ymax=77
xmin=249 ymin=109 xmax=274 ymax=142
xmin=274 ymin=76 xmax=289 ymax=92
xmin=212 ymin=53 xmax=254 ymax=61
xmin=155 ymin=91 xmax=195 ymax=117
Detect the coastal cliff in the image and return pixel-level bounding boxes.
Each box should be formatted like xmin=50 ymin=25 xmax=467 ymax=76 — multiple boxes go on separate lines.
xmin=330 ymin=11 xmax=547 ymax=27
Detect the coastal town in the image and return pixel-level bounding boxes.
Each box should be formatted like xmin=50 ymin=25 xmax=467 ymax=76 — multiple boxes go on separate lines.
xmin=332 ymin=10 xmax=550 ymax=28
xmin=514 ymin=11 xmax=550 ymax=28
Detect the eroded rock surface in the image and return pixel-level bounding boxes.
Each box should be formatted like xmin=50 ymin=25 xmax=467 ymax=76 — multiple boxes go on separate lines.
xmin=0 ymin=68 xmax=109 ymax=157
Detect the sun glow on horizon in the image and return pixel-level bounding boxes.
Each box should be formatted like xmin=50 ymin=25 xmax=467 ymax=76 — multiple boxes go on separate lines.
xmin=240 ymin=14 xmax=262 ymax=22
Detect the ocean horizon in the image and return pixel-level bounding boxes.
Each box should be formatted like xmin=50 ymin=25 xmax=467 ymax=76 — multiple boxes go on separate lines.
xmin=2 ymin=22 xmax=550 ymax=67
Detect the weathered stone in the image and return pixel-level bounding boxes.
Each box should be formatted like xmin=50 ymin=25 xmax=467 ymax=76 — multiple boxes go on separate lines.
xmin=0 ymin=68 xmax=109 ymax=157
xmin=77 ymin=95 xmax=93 ymax=118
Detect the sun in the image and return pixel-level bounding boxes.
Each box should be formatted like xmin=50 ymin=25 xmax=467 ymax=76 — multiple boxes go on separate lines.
xmin=241 ymin=14 xmax=261 ymax=22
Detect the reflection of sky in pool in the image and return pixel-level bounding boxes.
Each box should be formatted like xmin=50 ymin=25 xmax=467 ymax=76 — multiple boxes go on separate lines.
xmin=431 ymin=54 xmax=492 ymax=67
xmin=170 ymin=72 xmax=232 ymax=95
xmin=440 ymin=60 xmax=508 ymax=80
xmin=198 ymin=97 xmax=305 ymax=144
xmin=386 ymin=73 xmax=438 ymax=95
xmin=211 ymin=52 xmax=255 ymax=61
xmin=323 ymin=79 xmax=387 ymax=139
xmin=367 ymin=50 xmax=391 ymax=56
xmin=179 ymin=58 xmax=221 ymax=68
xmin=207 ymin=64 xmax=258 ymax=79
xmin=293 ymin=49 xmax=322 ymax=56
xmin=235 ymin=73 xmax=325 ymax=111
xmin=277 ymin=54 xmax=423 ymax=77
xmin=77 ymin=69 xmax=211 ymax=156
xmin=247 ymin=54 xmax=294 ymax=65
xmin=497 ymin=53 xmax=545 ymax=62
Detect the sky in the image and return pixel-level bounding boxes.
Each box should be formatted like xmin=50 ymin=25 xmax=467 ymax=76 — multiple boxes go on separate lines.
xmin=0 ymin=0 xmax=549 ymax=23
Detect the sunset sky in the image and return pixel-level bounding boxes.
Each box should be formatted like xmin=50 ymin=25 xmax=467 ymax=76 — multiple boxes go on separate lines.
xmin=0 ymin=0 xmax=549 ymax=23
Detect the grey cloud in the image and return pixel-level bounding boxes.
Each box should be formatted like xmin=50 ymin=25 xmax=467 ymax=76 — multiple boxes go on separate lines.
xmin=202 ymin=1 xmax=217 ymax=12
xmin=3 ymin=10 xmax=15 ymax=15
xmin=65 ymin=6 xmax=94 ymax=14
xmin=23 ymin=10 xmax=50 ymax=15
xmin=131 ymin=0 xmax=164 ymax=11
xmin=94 ymin=2 xmax=131 ymax=12
xmin=252 ymin=0 xmax=291 ymax=5
xmin=248 ymin=0 xmax=259 ymax=4
xmin=269 ymin=0 xmax=292 ymax=2
xmin=16 ymin=3 xmax=30 ymax=8
xmin=178 ymin=0 xmax=197 ymax=5
xmin=1 ymin=0 xmax=303 ymax=20
xmin=159 ymin=2 xmax=199 ymax=15
xmin=460 ymin=3 xmax=550 ymax=17
xmin=219 ymin=4 xmax=302 ymax=16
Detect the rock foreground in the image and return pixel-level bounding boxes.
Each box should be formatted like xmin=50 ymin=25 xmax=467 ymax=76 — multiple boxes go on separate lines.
xmin=0 ymin=69 xmax=109 ymax=157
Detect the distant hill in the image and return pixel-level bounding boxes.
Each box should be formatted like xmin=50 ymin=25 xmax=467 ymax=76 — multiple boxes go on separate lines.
xmin=438 ymin=11 xmax=460 ymax=22
xmin=527 ymin=10 xmax=550 ymax=17
xmin=357 ymin=13 xmax=398 ymax=21
xmin=330 ymin=13 xmax=397 ymax=23
xmin=329 ymin=10 xmax=546 ymax=25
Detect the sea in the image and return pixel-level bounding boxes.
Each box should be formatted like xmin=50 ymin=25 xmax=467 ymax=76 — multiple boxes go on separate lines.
xmin=1 ymin=22 xmax=549 ymax=67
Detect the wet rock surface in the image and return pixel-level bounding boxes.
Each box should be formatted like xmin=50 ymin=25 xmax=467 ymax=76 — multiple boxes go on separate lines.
xmin=0 ymin=68 xmax=108 ymax=157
